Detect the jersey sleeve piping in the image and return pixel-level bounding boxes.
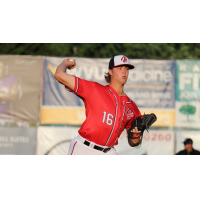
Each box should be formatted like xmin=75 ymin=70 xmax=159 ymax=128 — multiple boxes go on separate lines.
xmin=64 ymin=76 xmax=79 ymax=94
xmin=74 ymin=76 xmax=79 ymax=93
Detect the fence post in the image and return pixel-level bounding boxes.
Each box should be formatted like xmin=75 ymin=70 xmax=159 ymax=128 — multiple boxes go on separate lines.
xmin=174 ymin=129 xmax=176 ymax=155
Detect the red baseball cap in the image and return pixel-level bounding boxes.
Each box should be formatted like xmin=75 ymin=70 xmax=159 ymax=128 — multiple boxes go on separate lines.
xmin=109 ymin=55 xmax=135 ymax=69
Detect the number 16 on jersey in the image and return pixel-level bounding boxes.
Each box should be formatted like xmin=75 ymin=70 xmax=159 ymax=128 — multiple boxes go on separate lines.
xmin=102 ymin=111 xmax=114 ymax=126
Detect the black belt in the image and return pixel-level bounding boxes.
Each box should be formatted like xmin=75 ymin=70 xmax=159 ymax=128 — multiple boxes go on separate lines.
xmin=84 ymin=140 xmax=112 ymax=153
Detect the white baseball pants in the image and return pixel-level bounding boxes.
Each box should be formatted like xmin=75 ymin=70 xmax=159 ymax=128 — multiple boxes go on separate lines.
xmin=68 ymin=134 xmax=118 ymax=155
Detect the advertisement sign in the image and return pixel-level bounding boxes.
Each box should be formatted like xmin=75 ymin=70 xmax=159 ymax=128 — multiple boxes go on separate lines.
xmin=140 ymin=109 xmax=175 ymax=127
xmin=42 ymin=107 xmax=86 ymax=124
xmin=126 ymin=59 xmax=176 ymax=109
xmin=115 ymin=130 xmax=174 ymax=155
xmin=175 ymin=60 xmax=200 ymax=128
xmin=37 ymin=127 xmax=175 ymax=155
xmin=42 ymin=57 xmax=176 ymax=126
xmin=0 ymin=55 xmax=42 ymax=123
xmin=0 ymin=127 xmax=37 ymax=155
xmin=37 ymin=126 xmax=79 ymax=155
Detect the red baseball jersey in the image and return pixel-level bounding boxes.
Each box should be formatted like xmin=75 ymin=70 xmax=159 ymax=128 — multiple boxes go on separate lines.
xmin=65 ymin=76 xmax=141 ymax=147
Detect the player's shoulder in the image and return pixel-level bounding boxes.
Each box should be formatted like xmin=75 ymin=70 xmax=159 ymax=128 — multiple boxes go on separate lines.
xmin=94 ymin=82 xmax=104 ymax=87
xmin=77 ymin=77 xmax=107 ymax=92
xmin=76 ymin=76 xmax=98 ymax=85
xmin=93 ymin=82 xmax=109 ymax=90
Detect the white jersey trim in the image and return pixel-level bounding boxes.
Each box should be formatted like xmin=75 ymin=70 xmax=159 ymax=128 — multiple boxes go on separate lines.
xmin=111 ymin=101 xmax=126 ymax=147
xmin=118 ymin=101 xmax=125 ymax=134
xmin=105 ymin=89 xmax=118 ymax=146
xmin=65 ymin=77 xmax=79 ymax=94
xmin=65 ymin=86 xmax=74 ymax=93
xmin=126 ymin=98 xmax=131 ymax=104
xmin=75 ymin=77 xmax=79 ymax=93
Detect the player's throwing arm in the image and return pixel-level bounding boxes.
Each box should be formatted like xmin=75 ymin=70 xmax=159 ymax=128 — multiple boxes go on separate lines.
xmin=54 ymin=58 xmax=76 ymax=90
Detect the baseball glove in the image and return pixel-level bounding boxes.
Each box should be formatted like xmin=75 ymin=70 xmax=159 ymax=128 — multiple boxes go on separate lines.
xmin=127 ymin=113 xmax=157 ymax=139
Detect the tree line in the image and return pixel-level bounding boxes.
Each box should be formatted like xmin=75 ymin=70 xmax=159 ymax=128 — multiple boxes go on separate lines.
xmin=0 ymin=43 xmax=200 ymax=59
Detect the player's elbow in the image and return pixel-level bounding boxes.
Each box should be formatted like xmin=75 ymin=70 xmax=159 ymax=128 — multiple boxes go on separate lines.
xmin=54 ymin=72 xmax=74 ymax=88
xmin=54 ymin=73 xmax=64 ymax=85
xmin=54 ymin=72 xmax=63 ymax=82
xmin=54 ymin=72 xmax=60 ymax=80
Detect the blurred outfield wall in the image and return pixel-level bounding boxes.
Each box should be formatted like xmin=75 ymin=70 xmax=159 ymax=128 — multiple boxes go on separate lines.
xmin=0 ymin=126 xmax=199 ymax=155
xmin=0 ymin=55 xmax=200 ymax=154
xmin=0 ymin=55 xmax=42 ymax=123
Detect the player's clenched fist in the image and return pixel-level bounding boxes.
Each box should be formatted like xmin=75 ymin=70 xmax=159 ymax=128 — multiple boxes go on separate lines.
xmin=63 ymin=58 xmax=76 ymax=70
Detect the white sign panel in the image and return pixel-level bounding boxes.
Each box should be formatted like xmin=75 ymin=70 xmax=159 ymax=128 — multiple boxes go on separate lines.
xmin=37 ymin=127 xmax=175 ymax=155
xmin=175 ymin=60 xmax=200 ymax=128
xmin=175 ymin=102 xmax=200 ymax=128
xmin=37 ymin=127 xmax=79 ymax=155
xmin=115 ymin=130 xmax=174 ymax=155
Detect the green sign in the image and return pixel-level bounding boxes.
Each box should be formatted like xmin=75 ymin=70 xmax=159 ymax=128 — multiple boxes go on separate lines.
xmin=176 ymin=60 xmax=200 ymax=102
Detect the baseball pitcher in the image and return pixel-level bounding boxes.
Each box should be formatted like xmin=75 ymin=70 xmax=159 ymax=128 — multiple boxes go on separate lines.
xmin=54 ymin=55 xmax=156 ymax=155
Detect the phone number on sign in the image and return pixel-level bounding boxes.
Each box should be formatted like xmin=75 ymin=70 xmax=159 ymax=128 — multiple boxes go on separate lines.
xmin=143 ymin=133 xmax=171 ymax=141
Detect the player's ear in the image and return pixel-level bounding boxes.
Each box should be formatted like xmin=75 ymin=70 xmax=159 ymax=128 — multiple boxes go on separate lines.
xmin=108 ymin=69 xmax=112 ymax=76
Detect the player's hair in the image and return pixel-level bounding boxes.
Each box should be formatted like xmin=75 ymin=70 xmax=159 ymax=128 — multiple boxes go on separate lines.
xmin=104 ymin=72 xmax=111 ymax=83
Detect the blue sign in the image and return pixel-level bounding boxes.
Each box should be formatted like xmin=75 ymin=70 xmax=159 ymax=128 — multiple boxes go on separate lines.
xmin=43 ymin=57 xmax=84 ymax=106
xmin=125 ymin=59 xmax=176 ymax=108
xmin=43 ymin=57 xmax=175 ymax=109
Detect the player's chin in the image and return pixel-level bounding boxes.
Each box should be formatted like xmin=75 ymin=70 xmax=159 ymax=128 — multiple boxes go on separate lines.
xmin=121 ymin=79 xmax=127 ymax=85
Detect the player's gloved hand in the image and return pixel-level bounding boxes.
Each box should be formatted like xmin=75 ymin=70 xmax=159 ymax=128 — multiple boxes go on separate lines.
xmin=130 ymin=127 xmax=142 ymax=139
xmin=128 ymin=113 xmax=157 ymax=139
xmin=63 ymin=58 xmax=76 ymax=70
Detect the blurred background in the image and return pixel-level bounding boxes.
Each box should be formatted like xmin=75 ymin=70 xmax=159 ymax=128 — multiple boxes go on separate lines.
xmin=0 ymin=43 xmax=200 ymax=155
